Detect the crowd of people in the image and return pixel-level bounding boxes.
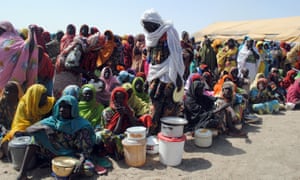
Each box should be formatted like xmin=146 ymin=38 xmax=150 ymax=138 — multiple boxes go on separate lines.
xmin=0 ymin=8 xmax=300 ymax=179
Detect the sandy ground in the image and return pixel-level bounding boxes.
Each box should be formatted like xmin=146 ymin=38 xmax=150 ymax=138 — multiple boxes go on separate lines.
xmin=1 ymin=110 xmax=300 ymax=180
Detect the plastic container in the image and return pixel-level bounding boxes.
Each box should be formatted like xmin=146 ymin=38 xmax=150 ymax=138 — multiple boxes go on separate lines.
xmin=157 ymin=133 xmax=186 ymax=166
xmin=146 ymin=136 xmax=159 ymax=155
xmin=8 ymin=136 xmax=37 ymax=170
xmin=122 ymin=138 xmax=146 ymax=167
xmin=125 ymin=126 xmax=147 ymax=140
xmin=194 ymin=129 xmax=213 ymax=148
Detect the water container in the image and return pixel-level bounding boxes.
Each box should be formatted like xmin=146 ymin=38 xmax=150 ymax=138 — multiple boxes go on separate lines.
xmin=122 ymin=138 xmax=146 ymax=167
xmin=158 ymin=133 xmax=186 ymax=166
xmin=8 ymin=136 xmax=37 ymax=170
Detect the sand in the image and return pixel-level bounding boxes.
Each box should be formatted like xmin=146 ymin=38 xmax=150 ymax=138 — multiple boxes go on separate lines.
xmin=1 ymin=110 xmax=300 ymax=180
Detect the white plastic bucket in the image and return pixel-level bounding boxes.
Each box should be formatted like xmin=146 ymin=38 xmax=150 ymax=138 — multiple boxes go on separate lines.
xmin=8 ymin=136 xmax=37 ymax=170
xmin=157 ymin=133 xmax=186 ymax=166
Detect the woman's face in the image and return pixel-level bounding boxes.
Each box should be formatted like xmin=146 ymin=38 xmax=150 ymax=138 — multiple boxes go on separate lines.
xmin=39 ymin=92 xmax=48 ymax=107
xmin=222 ymin=86 xmax=233 ymax=99
xmin=81 ymin=88 xmax=93 ymax=102
xmin=59 ymin=101 xmax=72 ymax=119
xmin=4 ymin=84 xmax=19 ymax=106
xmin=114 ymin=91 xmax=125 ymax=107
xmin=258 ymin=82 xmax=265 ymax=90
xmin=104 ymin=69 xmax=111 ymax=79
xmin=134 ymin=80 xmax=144 ymax=93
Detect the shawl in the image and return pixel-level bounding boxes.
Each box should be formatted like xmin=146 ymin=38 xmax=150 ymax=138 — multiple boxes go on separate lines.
xmin=99 ymin=66 xmax=120 ymax=92
xmin=282 ymin=69 xmax=297 ymax=89
xmin=62 ymin=84 xmax=81 ymax=100
xmin=132 ymin=77 xmax=150 ymax=103
xmin=250 ymin=73 xmax=265 ymax=90
xmin=286 ymin=78 xmax=300 ymax=103
xmin=103 ymin=87 xmax=133 ymax=132
xmin=122 ymin=83 xmax=150 ymax=117
xmin=33 ymin=95 xmax=95 ymax=156
xmin=2 ymin=84 xmax=54 ymax=142
xmin=141 ymin=9 xmax=184 ymax=86
xmin=96 ymin=30 xmax=116 ymax=67
xmin=78 ymin=84 xmax=104 ymax=128
xmin=0 ymin=81 xmax=24 ymax=129
xmin=0 ymin=21 xmax=38 ymax=90
xmin=213 ymin=74 xmax=233 ymax=96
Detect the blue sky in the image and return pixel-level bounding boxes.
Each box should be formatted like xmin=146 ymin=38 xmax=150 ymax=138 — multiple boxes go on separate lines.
xmin=1 ymin=0 xmax=300 ymax=37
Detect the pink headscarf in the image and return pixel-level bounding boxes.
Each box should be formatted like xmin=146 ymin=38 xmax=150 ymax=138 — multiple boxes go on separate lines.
xmin=99 ymin=66 xmax=120 ymax=92
xmin=0 ymin=21 xmax=38 ymax=90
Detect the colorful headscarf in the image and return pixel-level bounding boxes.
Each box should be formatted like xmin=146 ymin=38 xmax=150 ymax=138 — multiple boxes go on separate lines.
xmin=62 ymin=85 xmax=81 ymax=100
xmin=99 ymin=66 xmax=120 ymax=92
xmin=34 ymin=95 xmax=95 ymax=156
xmin=78 ymin=84 xmax=104 ymax=128
xmin=2 ymin=84 xmax=55 ymax=142
xmin=122 ymin=82 xmax=150 ymax=117
xmin=104 ymin=87 xmax=133 ymax=131
xmin=132 ymin=77 xmax=150 ymax=103
xmin=0 ymin=81 xmax=24 ymax=130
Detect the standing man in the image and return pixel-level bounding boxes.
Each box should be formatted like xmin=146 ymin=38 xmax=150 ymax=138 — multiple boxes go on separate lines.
xmin=141 ymin=9 xmax=185 ymax=134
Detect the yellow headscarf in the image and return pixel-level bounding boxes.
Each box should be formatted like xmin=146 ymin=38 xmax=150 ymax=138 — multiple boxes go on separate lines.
xmin=2 ymin=84 xmax=55 ymax=142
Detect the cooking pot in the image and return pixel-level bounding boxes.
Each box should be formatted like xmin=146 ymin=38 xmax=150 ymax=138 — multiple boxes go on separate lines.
xmin=160 ymin=117 xmax=188 ymax=138
xmin=52 ymin=156 xmax=79 ymax=177
xmin=126 ymin=126 xmax=147 ymax=140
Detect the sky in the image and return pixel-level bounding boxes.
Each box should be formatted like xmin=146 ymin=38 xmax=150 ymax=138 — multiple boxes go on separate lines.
xmin=1 ymin=0 xmax=300 ymax=37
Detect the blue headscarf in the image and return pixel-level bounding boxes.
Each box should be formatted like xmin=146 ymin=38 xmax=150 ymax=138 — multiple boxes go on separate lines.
xmin=40 ymin=95 xmax=93 ymax=135
xmin=33 ymin=95 xmax=95 ymax=156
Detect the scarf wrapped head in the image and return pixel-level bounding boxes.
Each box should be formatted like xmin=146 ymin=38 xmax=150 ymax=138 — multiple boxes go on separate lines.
xmin=78 ymin=84 xmax=104 ymax=128
xmin=2 ymin=84 xmax=54 ymax=142
xmin=141 ymin=9 xmax=184 ymax=86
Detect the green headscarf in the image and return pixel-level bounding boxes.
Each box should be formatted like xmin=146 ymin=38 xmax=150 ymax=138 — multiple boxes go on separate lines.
xmin=132 ymin=77 xmax=150 ymax=103
xmin=78 ymin=84 xmax=104 ymax=128
xmin=122 ymin=83 xmax=150 ymax=117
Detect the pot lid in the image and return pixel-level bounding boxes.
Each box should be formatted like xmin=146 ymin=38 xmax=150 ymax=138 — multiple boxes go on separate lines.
xmin=161 ymin=117 xmax=188 ymax=126
xmin=126 ymin=126 xmax=146 ymax=132
xmin=195 ymin=128 xmax=212 ymax=137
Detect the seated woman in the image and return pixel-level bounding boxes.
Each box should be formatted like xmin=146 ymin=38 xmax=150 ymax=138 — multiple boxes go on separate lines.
xmin=79 ymin=84 xmax=104 ymax=128
xmin=98 ymin=87 xmax=150 ymax=160
xmin=215 ymin=81 xmax=248 ymax=137
xmin=0 ymin=81 xmax=24 ymax=158
xmin=17 ymin=95 xmax=96 ymax=180
xmin=1 ymin=84 xmax=55 ymax=156
xmin=99 ymin=66 xmax=120 ymax=92
xmin=249 ymin=78 xmax=280 ymax=114
xmin=62 ymin=84 xmax=81 ymax=101
xmin=89 ymin=78 xmax=111 ymax=107
xmin=132 ymin=77 xmax=150 ymax=103
xmin=286 ymin=78 xmax=300 ymax=110
xmin=122 ymin=82 xmax=150 ymax=118
xmin=184 ymin=74 xmax=229 ymax=133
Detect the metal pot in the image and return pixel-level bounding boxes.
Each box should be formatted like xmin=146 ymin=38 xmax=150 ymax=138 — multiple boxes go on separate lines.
xmin=160 ymin=117 xmax=188 ymax=138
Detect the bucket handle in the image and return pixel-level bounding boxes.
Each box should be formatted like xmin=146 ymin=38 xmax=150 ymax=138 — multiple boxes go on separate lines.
xmin=162 ymin=126 xmax=173 ymax=130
